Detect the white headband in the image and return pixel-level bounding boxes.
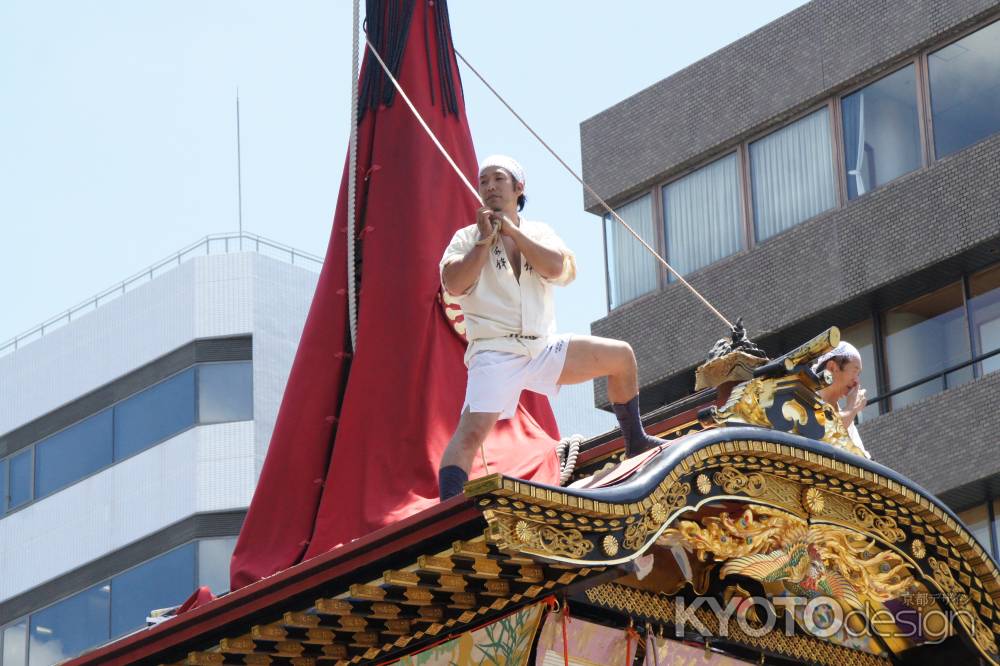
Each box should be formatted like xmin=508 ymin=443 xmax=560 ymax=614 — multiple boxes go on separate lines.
xmin=812 ymin=341 xmax=862 ymax=372
xmin=479 ymin=154 xmax=525 ymax=187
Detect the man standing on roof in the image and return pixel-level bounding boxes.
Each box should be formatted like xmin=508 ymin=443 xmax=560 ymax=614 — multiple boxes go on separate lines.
xmin=437 ymin=155 xmax=665 ymax=500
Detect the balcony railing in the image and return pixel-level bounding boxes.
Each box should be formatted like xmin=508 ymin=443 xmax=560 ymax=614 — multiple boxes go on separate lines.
xmin=0 ymin=232 xmax=323 ymax=358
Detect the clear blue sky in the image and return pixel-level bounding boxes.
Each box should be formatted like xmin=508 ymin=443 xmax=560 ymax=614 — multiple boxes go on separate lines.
xmin=0 ymin=0 xmax=807 ymax=345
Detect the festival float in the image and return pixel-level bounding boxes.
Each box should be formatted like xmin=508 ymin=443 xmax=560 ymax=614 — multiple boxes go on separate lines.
xmin=62 ymin=0 xmax=1000 ymax=664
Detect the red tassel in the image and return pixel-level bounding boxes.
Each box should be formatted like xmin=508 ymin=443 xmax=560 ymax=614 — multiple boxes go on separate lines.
xmin=561 ymin=600 xmax=571 ymax=666
xmin=625 ymin=622 xmax=639 ymax=666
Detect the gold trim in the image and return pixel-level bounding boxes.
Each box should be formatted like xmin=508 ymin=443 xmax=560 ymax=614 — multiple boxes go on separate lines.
xmin=602 ymin=535 xmax=620 ymax=557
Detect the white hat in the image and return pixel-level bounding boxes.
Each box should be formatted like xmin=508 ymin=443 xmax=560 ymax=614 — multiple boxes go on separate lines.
xmin=479 ymin=154 xmax=525 ymax=187
xmin=812 ymin=341 xmax=862 ymax=372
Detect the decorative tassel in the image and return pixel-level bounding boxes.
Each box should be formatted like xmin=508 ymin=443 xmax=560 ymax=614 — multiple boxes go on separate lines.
xmin=359 ymin=0 xmax=460 ymax=120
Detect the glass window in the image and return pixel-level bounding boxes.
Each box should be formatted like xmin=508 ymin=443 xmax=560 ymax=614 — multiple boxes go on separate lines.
xmin=1 ymin=458 xmax=7 ymax=512
xmin=198 ymin=362 xmax=253 ymax=424
xmin=929 ymin=20 xmax=1000 ymax=158
xmin=198 ymin=537 xmax=238 ymax=595
xmin=662 ymin=154 xmax=743 ymax=277
xmin=840 ymin=320 xmax=880 ymax=423
xmin=3 ymin=620 xmax=28 ymax=666
xmin=958 ymin=503 xmax=993 ymax=555
xmin=605 ymin=194 xmax=658 ymax=308
xmin=8 ymin=450 xmax=31 ymax=510
xmin=841 ymin=64 xmax=921 ymax=199
xmin=114 ymin=368 xmax=196 ymax=460
xmin=34 ymin=410 xmax=113 ymax=499
xmin=29 ymin=585 xmax=110 ymax=666
xmin=750 ymin=107 xmax=837 ymax=241
xmin=111 ymin=544 xmax=195 ymax=638
xmin=970 ymin=264 xmax=1000 ymax=376
xmin=884 ymin=282 xmax=972 ymax=410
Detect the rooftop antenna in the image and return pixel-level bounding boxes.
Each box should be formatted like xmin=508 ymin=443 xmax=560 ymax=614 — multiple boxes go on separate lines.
xmin=236 ymin=89 xmax=244 ymax=247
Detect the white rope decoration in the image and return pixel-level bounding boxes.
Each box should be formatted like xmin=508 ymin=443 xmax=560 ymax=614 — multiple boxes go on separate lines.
xmin=555 ymin=434 xmax=583 ymax=485
xmin=346 ymin=0 xmax=361 ymax=351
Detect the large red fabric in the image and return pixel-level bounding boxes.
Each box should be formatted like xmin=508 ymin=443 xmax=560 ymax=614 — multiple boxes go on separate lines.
xmin=230 ymin=1 xmax=561 ymax=590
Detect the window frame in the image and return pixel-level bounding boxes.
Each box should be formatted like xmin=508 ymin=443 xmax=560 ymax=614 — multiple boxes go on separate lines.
xmin=659 ymin=149 xmax=746 ymax=280
xmin=0 ymin=361 xmax=254 ymax=520
xmin=602 ymin=189 xmax=662 ymax=310
xmin=597 ymin=17 xmax=1000 ymax=311
xmin=833 ymin=59 xmax=927 ymax=201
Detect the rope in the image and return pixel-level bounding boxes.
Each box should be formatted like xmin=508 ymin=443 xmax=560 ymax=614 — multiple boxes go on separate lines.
xmin=346 ymin=0 xmax=361 ymax=351
xmin=555 ymin=434 xmax=583 ymax=485
xmin=363 ymin=36 xmax=513 ymax=246
xmin=454 ymin=49 xmax=733 ymax=330
xmin=364 ymin=35 xmax=504 ymax=472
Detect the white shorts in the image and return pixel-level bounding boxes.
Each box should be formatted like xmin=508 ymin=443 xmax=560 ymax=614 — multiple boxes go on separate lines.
xmin=464 ymin=334 xmax=572 ymax=420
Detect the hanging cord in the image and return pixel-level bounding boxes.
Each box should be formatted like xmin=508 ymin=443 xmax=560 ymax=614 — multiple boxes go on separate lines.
xmin=346 ymin=0 xmax=362 ymax=351
xmin=454 ymin=49 xmax=733 ymax=330
xmin=555 ymin=434 xmax=583 ymax=485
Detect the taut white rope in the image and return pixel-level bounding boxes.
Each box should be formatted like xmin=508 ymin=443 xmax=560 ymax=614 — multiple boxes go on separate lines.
xmin=363 ymin=37 xmax=511 ymax=248
xmin=454 ymin=49 xmax=733 ymax=330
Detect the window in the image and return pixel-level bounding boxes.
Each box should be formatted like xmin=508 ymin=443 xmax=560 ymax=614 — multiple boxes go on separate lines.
xmin=198 ymin=362 xmax=253 ymax=424
xmin=198 ymin=537 xmax=238 ymax=595
xmin=29 ymin=585 xmax=110 ymax=666
xmin=1 ymin=360 xmax=255 ymax=517
xmin=883 ymin=282 xmax=972 ymax=410
xmin=969 ymin=264 xmax=1000 ymax=376
xmin=3 ymin=620 xmax=28 ymax=666
xmin=841 ymin=64 xmax=922 ymax=199
xmin=114 ymin=368 xmax=196 ymax=460
xmin=750 ymin=107 xmax=837 ymax=241
xmin=111 ymin=544 xmax=195 ymax=638
xmin=605 ymin=194 xmax=657 ymax=308
xmin=929 ymin=20 xmax=1000 ymax=158
xmin=34 ymin=410 xmax=113 ymax=499
xmin=839 ymin=320 xmax=880 ymax=423
xmin=8 ymin=450 xmax=31 ymax=510
xmin=662 ymin=154 xmax=743 ymax=277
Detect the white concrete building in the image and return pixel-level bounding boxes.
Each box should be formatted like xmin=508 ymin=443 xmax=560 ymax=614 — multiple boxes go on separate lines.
xmin=0 ymin=231 xmax=614 ymax=665
xmin=0 ymin=234 xmax=320 ymax=666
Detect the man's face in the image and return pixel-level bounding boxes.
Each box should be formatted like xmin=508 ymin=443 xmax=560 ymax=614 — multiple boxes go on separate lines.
xmin=825 ymin=358 xmax=862 ymax=401
xmin=478 ymin=166 xmax=523 ymax=212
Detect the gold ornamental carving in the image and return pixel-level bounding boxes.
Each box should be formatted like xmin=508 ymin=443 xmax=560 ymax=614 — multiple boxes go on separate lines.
xmin=486 ymin=513 xmax=594 ymax=560
xmin=714 ymin=466 xmax=766 ymax=497
xmin=911 ymin=539 xmax=926 ymax=559
xmin=602 ymin=535 xmax=620 ymax=557
xmin=801 ymin=487 xmax=824 ymax=515
xmin=622 ymin=481 xmax=690 ymax=552
xmin=817 ymin=492 xmax=906 ymax=544
xmin=928 ymin=557 xmax=998 ymax=655
xmin=710 ymin=378 xmax=774 ymax=428
xmin=660 ymin=506 xmax=916 ymax=606
xmin=696 ymin=473 xmax=712 ymax=495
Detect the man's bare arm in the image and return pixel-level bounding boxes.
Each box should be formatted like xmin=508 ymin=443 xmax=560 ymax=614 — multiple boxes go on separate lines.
xmin=442 ymin=243 xmax=490 ymax=296
xmin=505 ymin=223 xmax=565 ymax=279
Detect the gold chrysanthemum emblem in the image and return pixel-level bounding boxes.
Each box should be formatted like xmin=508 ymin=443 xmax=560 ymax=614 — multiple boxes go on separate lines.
xmin=801 ymin=487 xmax=824 ymax=515
xmin=650 ymin=502 xmax=668 ymax=523
xmin=602 ymin=535 xmax=620 ymax=557
xmin=911 ymin=538 xmax=926 ymax=559
xmin=514 ymin=520 xmax=533 ymax=543
xmin=696 ymin=473 xmax=712 ymax=495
